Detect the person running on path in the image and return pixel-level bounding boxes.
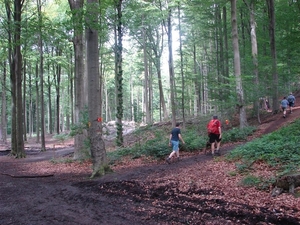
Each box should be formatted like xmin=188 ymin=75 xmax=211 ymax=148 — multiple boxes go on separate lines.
xmin=281 ymin=96 xmax=289 ymax=118
xmin=287 ymin=92 xmax=296 ymax=113
xmin=207 ymin=115 xmax=222 ymax=156
xmin=166 ymin=122 xmax=185 ymax=164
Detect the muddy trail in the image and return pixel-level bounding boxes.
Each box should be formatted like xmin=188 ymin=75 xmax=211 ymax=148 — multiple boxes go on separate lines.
xmin=1 ymin=101 xmax=300 ymax=224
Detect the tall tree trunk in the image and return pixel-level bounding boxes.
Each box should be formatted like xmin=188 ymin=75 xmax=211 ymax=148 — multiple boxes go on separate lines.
xmin=193 ymin=42 xmax=201 ymax=115
xmin=23 ymin=58 xmax=27 ymax=141
xmin=215 ymin=4 xmax=223 ymax=101
xmin=35 ymin=63 xmax=40 ymax=143
xmin=266 ymin=0 xmax=279 ymax=113
xmin=142 ymin=19 xmax=151 ymax=124
xmin=246 ymin=0 xmax=260 ymax=123
xmin=178 ymin=3 xmax=185 ymax=128
xmin=68 ymin=0 xmax=86 ymax=160
xmin=148 ymin=26 xmax=168 ymax=121
xmin=37 ymin=0 xmax=46 ymax=151
xmin=231 ymin=0 xmax=248 ymax=128
xmin=223 ymin=6 xmax=229 ymax=80
xmin=115 ymin=0 xmax=124 ymax=146
xmin=1 ymin=61 xmax=7 ymax=143
xmin=69 ymin=51 xmax=74 ymax=126
xmin=47 ymin=67 xmax=53 ymax=134
xmin=54 ymin=48 xmax=61 ymax=134
xmin=6 ymin=0 xmax=17 ymax=154
xmin=14 ymin=0 xmax=25 ymax=157
xmin=28 ymin=64 xmax=33 ymax=137
xmin=86 ymin=0 xmax=107 ymax=177
xmin=167 ymin=9 xmax=176 ymax=127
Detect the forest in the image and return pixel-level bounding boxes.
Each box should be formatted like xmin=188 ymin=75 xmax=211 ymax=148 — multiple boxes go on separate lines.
xmin=0 ymin=0 xmax=300 ymax=175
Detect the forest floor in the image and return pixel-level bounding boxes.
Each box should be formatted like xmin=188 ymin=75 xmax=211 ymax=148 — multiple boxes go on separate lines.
xmin=1 ymin=98 xmax=300 ymax=224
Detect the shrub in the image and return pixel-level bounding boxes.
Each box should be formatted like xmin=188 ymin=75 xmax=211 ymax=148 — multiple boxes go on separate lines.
xmin=227 ymin=119 xmax=300 ymax=172
xmin=222 ymin=126 xmax=256 ymax=143
xmin=240 ymin=175 xmax=260 ymax=186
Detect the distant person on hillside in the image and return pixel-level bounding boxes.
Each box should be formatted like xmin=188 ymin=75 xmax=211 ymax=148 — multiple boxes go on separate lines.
xmin=166 ymin=122 xmax=185 ymax=164
xmin=207 ymin=115 xmax=222 ymax=157
xmin=287 ymin=93 xmax=296 ymax=114
xmin=281 ymin=96 xmax=289 ymax=118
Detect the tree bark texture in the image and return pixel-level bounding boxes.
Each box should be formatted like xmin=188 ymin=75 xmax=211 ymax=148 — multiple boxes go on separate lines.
xmin=10 ymin=0 xmax=25 ymax=157
xmin=247 ymin=0 xmax=260 ymax=122
xmin=37 ymin=0 xmax=46 ymax=151
xmin=142 ymin=18 xmax=151 ymax=124
xmin=231 ymin=0 xmax=248 ymax=128
xmin=167 ymin=9 xmax=176 ymax=127
xmin=68 ymin=0 xmax=87 ymax=160
xmin=115 ymin=0 xmax=124 ymax=146
xmin=86 ymin=0 xmax=107 ymax=177
xmin=1 ymin=61 xmax=7 ymax=143
xmin=266 ymin=0 xmax=279 ymax=113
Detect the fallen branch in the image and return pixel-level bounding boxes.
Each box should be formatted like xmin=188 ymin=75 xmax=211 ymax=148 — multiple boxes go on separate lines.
xmin=1 ymin=173 xmax=54 ymax=178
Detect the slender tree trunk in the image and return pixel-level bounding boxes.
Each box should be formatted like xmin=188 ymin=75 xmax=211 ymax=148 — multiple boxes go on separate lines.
xmin=167 ymin=9 xmax=176 ymax=127
xmin=266 ymin=0 xmax=279 ymax=113
xmin=223 ymin=6 xmax=229 ymax=80
xmin=23 ymin=58 xmax=27 ymax=141
xmin=47 ymin=67 xmax=53 ymax=134
xmin=246 ymin=0 xmax=260 ymax=123
xmin=35 ymin=63 xmax=40 ymax=143
xmin=68 ymin=0 xmax=86 ymax=160
xmin=231 ymin=0 xmax=248 ymax=128
xmin=193 ymin=42 xmax=201 ymax=115
xmin=9 ymin=0 xmax=25 ymax=157
xmin=149 ymin=26 xmax=168 ymax=121
xmin=28 ymin=64 xmax=33 ymax=137
xmin=55 ymin=49 xmax=61 ymax=134
xmin=37 ymin=0 xmax=45 ymax=151
xmin=86 ymin=0 xmax=107 ymax=177
xmin=1 ymin=61 xmax=7 ymax=143
xmin=215 ymin=4 xmax=223 ymax=101
xmin=6 ymin=0 xmax=17 ymax=154
xmin=142 ymin=19 xmax=151 ymax=124
xmin=69 ymin=51 xmax=74 ymax=125
xmin=149 ymin=65 xmax=153 ymax=122
xmin=114 ymin=0 xmax=124 ymax=146
xmin=178 ymin=3 xmax=185 ymax=128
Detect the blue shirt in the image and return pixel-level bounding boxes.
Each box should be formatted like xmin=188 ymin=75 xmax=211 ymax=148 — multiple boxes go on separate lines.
xmin=281 ymin=99 xmax=289 ymax=107
xmin=170 ymin=127 xmax=181 ymax=141
xmin=287 ymin=95 xmax=295 ymax=103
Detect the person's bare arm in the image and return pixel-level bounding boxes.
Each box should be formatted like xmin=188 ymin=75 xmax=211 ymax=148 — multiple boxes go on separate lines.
xmin=179 ymin=134 xmax=185 ymax=144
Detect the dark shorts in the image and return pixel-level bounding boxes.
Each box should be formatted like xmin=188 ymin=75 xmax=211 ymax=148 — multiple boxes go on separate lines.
xmin=209 ymin=133 xmax=221 ymax=143
xmin=289 ymin=102 xmax=294 ymax=107
xmin=282 ymin=106 xmax=287 ymax=111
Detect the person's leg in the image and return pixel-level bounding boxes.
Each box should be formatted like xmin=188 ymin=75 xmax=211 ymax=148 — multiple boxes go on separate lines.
xmin=175 ymin=149 xmax=179 ymax=158
xmin=168 ymin=151 xmax=175 ymax=158
xmin=216 ymin=141 xmax=221 ymax=155
xmin=209 ymin=134 xmax=215 ymax=156
xmin=174 ymin=141 xmax=180 ymax=159
xmin=211 ymin=137 xmax=216 ymax=156
xmin=166 ymin=141 xmax=179 ymax=163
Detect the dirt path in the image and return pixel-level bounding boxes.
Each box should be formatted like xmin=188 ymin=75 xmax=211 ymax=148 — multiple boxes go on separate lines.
xmin=1 ymin=105 xmax=300 ymax=224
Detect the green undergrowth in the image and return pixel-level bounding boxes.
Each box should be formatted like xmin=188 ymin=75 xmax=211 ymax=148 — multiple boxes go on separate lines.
xmin=239 ymin=175 xmax=275 ymax=191
xmin=107 ymin=123 xmax=256 ymax=164
xmin=227 ymin=118 xmax=300 ymax=190
xmin=227 ymin=118 xmax=300 ymax=172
